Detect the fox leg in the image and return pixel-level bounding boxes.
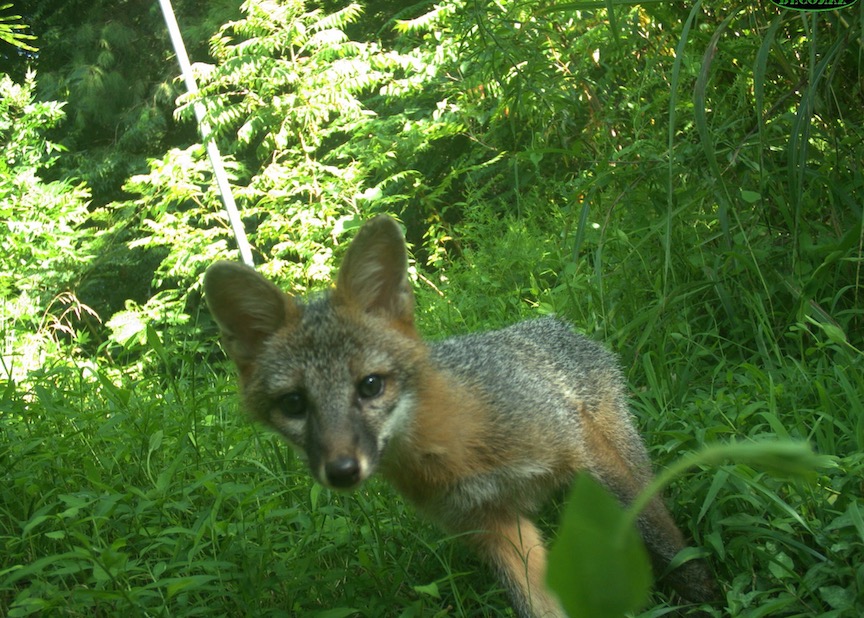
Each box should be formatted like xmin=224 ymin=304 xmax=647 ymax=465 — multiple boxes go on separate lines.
xmin=580 ymin=407 xmax=718 ymax=603
xmin=465 ymin=513 xmax=565 ymax=618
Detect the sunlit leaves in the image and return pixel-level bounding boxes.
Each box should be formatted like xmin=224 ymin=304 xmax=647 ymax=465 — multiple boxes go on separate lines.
xmin=0 ymin=3 xmax=36 ymax=51
xmin=191 ymin=1 xmax=374 ymax=155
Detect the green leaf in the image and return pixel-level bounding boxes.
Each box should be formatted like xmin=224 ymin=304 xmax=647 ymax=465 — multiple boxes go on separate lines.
xmin=693 ymin=441 xmax=833 ymax=477
xmin=846 ymin=502 xmax=864 ymax=545
xmin=106 ymin=308 xmax=147 ymax=347
xmin=313 ymin=609 xmax=361 ymax=618
xmin=166 ymin=575 xmax=219 ymax=599
xmin=740 ymin=189 xmax=761 ymax=204
xmin=547 ymin=474 xmax=651 ymax=617
xmin=767 ymin=549 xmax=794 ymax=580
xmin=412 ymin=582 xmax=440 ymax=598
xmin=148 ymin=429 xmax=163 ymax=453
xmin=819 ymin=585 xmax=855 ymax=610
xmin=146 ymin=324 xmax=167 ymax=362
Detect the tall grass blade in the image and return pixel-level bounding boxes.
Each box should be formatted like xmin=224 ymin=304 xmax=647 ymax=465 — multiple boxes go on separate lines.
xmin=666 ymin=0 xmax=703 ymax=293
xmin=694 ymin=8 xmax=744 ymax=248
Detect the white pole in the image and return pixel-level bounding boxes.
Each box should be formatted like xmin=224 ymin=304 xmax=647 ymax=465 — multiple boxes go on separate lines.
xmin=157 ymin=0 xmax=255 ymax=267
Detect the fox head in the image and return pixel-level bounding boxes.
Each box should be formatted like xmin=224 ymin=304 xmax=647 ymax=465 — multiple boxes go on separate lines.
xmin=204 ymin=216 xmax=424 ymax=490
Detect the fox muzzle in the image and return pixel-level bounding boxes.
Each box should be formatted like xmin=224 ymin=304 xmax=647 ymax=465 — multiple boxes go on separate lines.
xmin=307 ymin=408 xmax=377 ymax=490
xmin=324 ymin=456 xmax=362 ymax=489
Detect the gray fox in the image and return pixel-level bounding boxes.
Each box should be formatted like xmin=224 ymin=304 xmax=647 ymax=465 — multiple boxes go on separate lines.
xmin=204 ymin=215 xmax=717 ymax=617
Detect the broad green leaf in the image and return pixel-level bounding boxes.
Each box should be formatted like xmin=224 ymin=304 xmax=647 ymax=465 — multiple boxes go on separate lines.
xmin=547 ymin=474 xmax=651 ymax=617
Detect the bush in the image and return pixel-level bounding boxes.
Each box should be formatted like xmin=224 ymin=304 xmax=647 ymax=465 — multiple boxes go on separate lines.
xmin=0 ymin=72 xmax=95 ymax=380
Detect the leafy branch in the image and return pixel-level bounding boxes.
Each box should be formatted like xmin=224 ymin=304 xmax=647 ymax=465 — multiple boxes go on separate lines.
xmin=0 ymin=4 xmax=37 ymax=51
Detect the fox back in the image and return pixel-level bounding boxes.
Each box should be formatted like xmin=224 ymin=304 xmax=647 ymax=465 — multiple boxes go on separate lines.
xmin=204 ymin=215 xmax=717 ymax=618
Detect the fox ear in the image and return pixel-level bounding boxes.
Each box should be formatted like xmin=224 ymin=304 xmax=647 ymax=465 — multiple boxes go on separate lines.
xmin=334 ymin=215 xmax=414 ymax=327
xmin=204 ymin=261 xmax=298 ymax=372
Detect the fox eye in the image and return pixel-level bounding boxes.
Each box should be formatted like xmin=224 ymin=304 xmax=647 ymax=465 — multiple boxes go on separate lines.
xmin=275 ymin=391 xmax=307 ymax=419
xmin=357 ymin=374 xmax=384 ymax=400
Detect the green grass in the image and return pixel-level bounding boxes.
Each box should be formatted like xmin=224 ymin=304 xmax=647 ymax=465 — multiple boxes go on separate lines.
xmin=3 ymin=267 xmax=862 ymax=617
xmin=0 ymin=348 xmax=509 ymax=617
xmin=3 ymin=201 xmax=861 ymax=618
xmin=5 ymin=202 xmax=863 ymax=618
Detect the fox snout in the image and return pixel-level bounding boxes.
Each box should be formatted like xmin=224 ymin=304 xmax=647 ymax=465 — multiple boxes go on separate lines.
xmin=306 ymin=412 xmax=379 ymax=491
xmin=319 ymin=454 xmax=370 ymax=490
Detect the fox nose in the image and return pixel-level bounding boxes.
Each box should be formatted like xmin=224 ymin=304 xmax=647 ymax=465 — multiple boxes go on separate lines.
xmin=324 ymin=456 xmax=361 ymax=489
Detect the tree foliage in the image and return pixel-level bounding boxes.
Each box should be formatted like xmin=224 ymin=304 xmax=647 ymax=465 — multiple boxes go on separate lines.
xmin=8 ymin=0 xmax=241 ymax=200
xmin=0 ymin=73 xmax=94 ymax=379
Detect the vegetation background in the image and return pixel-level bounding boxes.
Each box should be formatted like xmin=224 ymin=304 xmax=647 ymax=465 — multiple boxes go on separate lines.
xmin=1 ymin=0 xmax=862 ymax=616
